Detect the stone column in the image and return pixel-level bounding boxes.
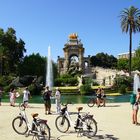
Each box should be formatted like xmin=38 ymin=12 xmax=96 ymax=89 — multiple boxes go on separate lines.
xmin=79 ymin=47 xmax=84 ymax=72
xmin=64 ymin=50 xmax=69 ymax=73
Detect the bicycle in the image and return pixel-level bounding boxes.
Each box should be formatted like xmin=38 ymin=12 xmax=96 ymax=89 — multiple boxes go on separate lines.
xmin=12 ymin=103 xmax=50 ymax=140
xmin=87 ymin=96 xmax=105 ymax=107
xmin=55 ymin=103 xmax=97 ymax=137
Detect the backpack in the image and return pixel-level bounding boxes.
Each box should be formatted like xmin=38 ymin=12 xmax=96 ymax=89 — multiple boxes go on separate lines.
xmin=130 ymin=94 xmax=136 ymax=105
xmin=43 ymin=91 xmax=50 ymax=100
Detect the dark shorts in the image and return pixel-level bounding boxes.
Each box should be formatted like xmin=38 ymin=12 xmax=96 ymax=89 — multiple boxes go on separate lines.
xmin=0 ymin=98 xmax=1 ymax=102
xmin=24 ymin=100 xmax=29 ymax=103
xmin=44 ymin=100 xmax=51 ymax=108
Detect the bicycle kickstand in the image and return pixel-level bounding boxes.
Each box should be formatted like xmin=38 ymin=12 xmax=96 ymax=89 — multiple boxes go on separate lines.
xmin=32 ymin=134 xmax=38 ymax=140
xmin=77 ymin=128 xmax=83 ymax=137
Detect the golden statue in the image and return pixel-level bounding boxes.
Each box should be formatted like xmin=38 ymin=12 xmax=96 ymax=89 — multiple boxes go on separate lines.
xmin=69 ymin=33 xmax=78 ymax=39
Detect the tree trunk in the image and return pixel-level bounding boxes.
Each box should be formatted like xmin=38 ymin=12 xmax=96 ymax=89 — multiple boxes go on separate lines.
xmin=129 ymin=28 xmax=132 ymax=76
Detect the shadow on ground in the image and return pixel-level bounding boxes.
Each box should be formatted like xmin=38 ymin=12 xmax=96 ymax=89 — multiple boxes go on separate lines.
xmin=50 ymin=129 xmax=119 ymax=140
xmin=105 ymin=105 xmax=121 ymax=107
xmin=86 ymin=134 xmax=119 ymax=140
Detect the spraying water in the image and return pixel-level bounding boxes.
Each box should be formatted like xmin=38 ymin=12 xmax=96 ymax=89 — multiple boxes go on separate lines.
xmin=133 ymin=73 xmax=140 ymax=94
xmin=46 ymin=46 xmax=53 ymax=90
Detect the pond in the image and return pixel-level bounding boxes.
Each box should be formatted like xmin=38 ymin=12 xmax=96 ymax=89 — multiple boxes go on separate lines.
xmin=2 ymin=94 xmax=131 ymax=104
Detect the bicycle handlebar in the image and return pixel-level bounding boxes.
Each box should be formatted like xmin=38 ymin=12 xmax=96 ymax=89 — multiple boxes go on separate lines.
xmin=61 ymin=101 xmax=73 ymax=106
xmin=19 ymin=103 xmax=26 ymax=111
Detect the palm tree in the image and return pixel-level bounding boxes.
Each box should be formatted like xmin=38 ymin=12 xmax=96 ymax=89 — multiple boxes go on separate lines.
xmin=120 ymin=6 xmax=140 ymax=76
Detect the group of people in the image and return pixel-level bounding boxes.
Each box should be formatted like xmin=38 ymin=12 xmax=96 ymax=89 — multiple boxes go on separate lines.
xmin=43 ymin=86 xmax=61 ymax=115
xmin=0 ymin=85 xmax=61 ymax=114
xmin=9 ymin=87 xmax=30 ymax=107
xmin=2 ymin=83 xmax=140 ymax=126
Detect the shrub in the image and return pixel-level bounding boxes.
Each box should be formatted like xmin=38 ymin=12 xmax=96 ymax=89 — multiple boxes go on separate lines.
xmin=28 ymin=84 xmax=41 ymax=95
xmin=92 ymin=80 xmax=99 ymax=86
xmin=80 ymin=84 xmax=92 ymax=95
xmin=113 ymin=75 xmax=133 ymax=93
xmin=80 ymin=78 xmax=93 ymax=95
xmin=54 ymin=74 xmax=78 ymax=86
xmin=119 ymin=84 xmax=126 ymax=94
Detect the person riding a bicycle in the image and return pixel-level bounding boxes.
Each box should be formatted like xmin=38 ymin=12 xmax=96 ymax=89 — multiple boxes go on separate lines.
xmin=96 ymin=87 xmax=106 ymax=107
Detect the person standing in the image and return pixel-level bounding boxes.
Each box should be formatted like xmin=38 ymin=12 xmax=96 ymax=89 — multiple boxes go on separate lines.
xmin=23 ymin=87 xmax=30 ymax=108
xmin=9 ymin=87 xmax=16 ymax=107
xmin=132 ymin=88 xmax=140 ymax=125
xmin=43 ymin=86 xmax=52 ymax=115
xmin=55 ymin=87 xmax=61 ymax=114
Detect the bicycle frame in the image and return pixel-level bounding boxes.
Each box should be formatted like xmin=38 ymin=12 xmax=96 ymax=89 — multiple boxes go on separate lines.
xmin=64 ymin=110 xmax=75 ymax=127
xmin=19 ymin=108 xmax=32 ymax=131
xmin=19 ymin=107 xmax=42 ymax=135
xmin=62 ymin=106 xmax=89 ymax=129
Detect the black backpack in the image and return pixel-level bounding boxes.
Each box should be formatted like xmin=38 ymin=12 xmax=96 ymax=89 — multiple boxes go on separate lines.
xmin=43 ymin=91 xmax=50 ymax=100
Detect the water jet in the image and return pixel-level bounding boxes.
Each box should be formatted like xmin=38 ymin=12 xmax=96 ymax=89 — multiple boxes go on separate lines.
xmin=46 ymin=46 xmax=53 ymax=90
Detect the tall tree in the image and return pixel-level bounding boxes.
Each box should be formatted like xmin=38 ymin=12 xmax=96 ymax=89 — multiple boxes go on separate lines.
xmin=0 ymin=27 xmax=26 ymax=75
xmin=117 ymin=58 xmax=129 ymax=71
xmin=120 ymin=6 xmax=140 ymax=75
xmin=18 ymin=53 xmax=58 ymax=85
xmin=18 ymin=53 xmax=46 ymax=77
xmin=90 ymin=52 xmax=117 ymax=68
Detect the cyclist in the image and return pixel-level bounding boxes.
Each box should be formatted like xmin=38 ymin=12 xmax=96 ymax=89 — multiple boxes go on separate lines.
xmin=100 ymin=88 xmax=106 ymax=107
xmin=96 ymin=87 xmax=106 ymax=107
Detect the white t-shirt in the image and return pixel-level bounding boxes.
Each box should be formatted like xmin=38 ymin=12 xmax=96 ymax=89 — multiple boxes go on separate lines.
xmin=23 ymin=90 xmax=30 ymax=102
xmin=55 ymin=90 xmax=61 ymax=100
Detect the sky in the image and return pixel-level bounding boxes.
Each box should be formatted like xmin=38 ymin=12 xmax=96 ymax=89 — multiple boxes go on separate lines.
xmin=0 ymin=0 xmax=140 ymax=62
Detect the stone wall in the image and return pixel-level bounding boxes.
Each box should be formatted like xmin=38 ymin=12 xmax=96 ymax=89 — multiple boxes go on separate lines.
xmin=92 ymin=67 xmax=119 ymax=86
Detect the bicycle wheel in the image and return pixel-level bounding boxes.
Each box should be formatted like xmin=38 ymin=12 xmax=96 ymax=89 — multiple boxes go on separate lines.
xmin=87 ymin=98 xmax=95 ymax=107
xmin=38 ymin=122 xmax=50 ymax=140
xmin=55 ymin=115 xmax=70 ymax=133
xmin=12 ymin=116 xmax=28 ymax=135
xmin=83 ymin=117 xmax=97 ymax=137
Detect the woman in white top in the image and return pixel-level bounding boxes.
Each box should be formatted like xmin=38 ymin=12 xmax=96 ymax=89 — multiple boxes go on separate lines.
xmin=23 ymin=87 xmax=30 ymax=107
xmin=55 ymin=87 xmax=61 ymax=114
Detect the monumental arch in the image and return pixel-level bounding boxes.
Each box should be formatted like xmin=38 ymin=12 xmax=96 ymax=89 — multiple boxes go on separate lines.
xmin=57 ymin=33 xmax=91 ymax=75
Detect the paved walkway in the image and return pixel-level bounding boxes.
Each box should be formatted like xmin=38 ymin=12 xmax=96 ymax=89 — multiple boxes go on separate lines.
xmin=0 ymin=102 xmax=139 ymax=140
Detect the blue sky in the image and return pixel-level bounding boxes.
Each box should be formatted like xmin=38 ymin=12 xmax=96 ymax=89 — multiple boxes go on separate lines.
xmin=0 ymin=0 xmax=140 ymax=62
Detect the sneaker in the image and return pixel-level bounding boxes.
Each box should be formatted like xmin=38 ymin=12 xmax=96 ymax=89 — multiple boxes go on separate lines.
xmin=48 ymin=112 xmax=52 ymax=114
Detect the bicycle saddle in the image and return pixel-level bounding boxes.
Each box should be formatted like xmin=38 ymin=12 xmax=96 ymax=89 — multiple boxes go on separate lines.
xmin=31 ymin=113 xmax=39 ymax=118
xmin=77 ymin=107 xmax=83 ymax=112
